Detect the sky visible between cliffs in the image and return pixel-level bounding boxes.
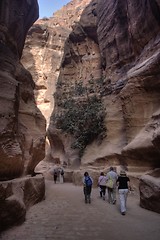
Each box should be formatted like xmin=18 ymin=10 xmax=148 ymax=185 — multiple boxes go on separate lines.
xmin=38 ymin=0 xmax=71 ymax=19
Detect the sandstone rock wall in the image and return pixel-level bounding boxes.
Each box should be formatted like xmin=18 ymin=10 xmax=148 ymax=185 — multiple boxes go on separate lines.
xmin=139 ymin=169 xmax=160 ymax=214
xmin=0 ymin=175 xmax=45 ymax=231
xmin=22 ymin=0 xmax=92 ymax=126
xmin=47 ymin=0 xmax=160 ymax=170
xmin=0 ymin=0 xmax=46 ymax=180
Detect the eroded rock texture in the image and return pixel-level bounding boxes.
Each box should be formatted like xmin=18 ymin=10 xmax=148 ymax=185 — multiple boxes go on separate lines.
xmin=0 ymin=0 xmax=46 ymax=180
xmin=47 ymin=0 xmax=160 ymax=170
xmin=22 ymin=0 xmax=92 ymax=125
xmin=139 ymin=169 xmax=160 ymax=213
xmin=0 ymin=175 xmax=45 ymax=231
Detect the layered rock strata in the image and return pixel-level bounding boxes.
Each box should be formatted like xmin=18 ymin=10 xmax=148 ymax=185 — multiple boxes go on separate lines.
xmin=22 ymin=0 xmax=92 ymax=126
xmin=0 ymin=0 xmax=46 ymax=231
xmin=0 ymin=0 xmax=46 ymax=180
xmin=47 ymin=0 xmax=160 ymax=170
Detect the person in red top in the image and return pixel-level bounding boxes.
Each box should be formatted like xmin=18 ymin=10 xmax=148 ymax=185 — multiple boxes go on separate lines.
xmin=117 ymin=170 xmax=130 ymax=215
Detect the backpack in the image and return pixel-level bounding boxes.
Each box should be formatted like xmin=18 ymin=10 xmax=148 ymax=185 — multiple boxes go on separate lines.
xmin=106 ymin=179 xmax=114 ymax=189
xmin=85 ymin=176 xmax=92 ymax=186
xmin=106 ymin=174 xmax=114 ymax=189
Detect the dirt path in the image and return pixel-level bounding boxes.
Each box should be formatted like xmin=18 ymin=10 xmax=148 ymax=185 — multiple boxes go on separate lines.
xmin=1 ymin=180 xmax=160 ymax=240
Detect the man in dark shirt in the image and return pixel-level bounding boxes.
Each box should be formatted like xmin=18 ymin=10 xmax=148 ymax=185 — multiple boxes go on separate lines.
xmin=117 ymin=170 xmax=130 ymax=215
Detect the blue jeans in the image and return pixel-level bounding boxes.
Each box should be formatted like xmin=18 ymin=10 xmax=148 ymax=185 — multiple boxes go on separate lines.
xmin=100 ymin=185 xmax=106 ymax=198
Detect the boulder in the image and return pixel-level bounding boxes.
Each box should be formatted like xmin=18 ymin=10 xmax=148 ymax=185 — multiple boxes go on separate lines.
xmin=139 ymin=169 xmax=160 ymax=214
xmin=0 ymin=175 xmax=45 ymax=231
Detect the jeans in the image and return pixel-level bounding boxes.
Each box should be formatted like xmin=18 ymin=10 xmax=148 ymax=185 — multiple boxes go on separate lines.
xmin=84 ymin=186 xmax=92 ymax=203
xmin=100 ymin=185 xmax=106 ymax=198
xmin=107 ymin=186 xmax=116 ymax=203
xmin=118 ymin=189 xmax=129 ymax=213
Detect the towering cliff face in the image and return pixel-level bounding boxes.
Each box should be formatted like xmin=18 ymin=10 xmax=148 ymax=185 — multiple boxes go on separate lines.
xmin=95 ymin=0 xmax=160 ymax=168
xmin=47 ymin=0 xmax=160 ymax=169
xmin=0 ymin=0 xmax=46 ymax=180
xmin=22 ymin=0 xmax=92 ymax=126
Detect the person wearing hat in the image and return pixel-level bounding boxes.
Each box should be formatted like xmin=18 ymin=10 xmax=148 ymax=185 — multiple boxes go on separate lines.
xmin=116 ymin=170 xmax=130 ymax=215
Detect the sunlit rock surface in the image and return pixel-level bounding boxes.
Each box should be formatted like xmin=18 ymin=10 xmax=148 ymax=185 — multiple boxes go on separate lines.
xmin=22 ymin=0 xmax=92 ymax=125
xmin=22 ymin=0 xmax=160 ymax=214
xmin=47 ymin=0 xmax=160 ymax=170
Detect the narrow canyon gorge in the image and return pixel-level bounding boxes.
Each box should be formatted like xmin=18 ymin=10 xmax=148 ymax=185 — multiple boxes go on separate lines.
xmin=0 ymin=0 xmax=160 ymax=231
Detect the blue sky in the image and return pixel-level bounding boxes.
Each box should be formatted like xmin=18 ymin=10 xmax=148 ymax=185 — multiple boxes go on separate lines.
xmin=38 ymin=0 xmax=71 ymax=19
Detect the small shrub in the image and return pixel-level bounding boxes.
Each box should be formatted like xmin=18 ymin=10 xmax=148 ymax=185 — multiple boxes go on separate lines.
xmin=55 ymin=94 xmax=106 ymax=157
xmin=75 ymin=81 xmax=86 ymax=96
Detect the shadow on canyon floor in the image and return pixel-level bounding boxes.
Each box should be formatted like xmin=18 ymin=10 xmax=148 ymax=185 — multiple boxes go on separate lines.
xmin=1 ymin=180 xmax=160 ymax=240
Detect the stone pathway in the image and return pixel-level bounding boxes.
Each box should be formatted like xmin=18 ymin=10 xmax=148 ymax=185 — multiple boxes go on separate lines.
xmin=0 ymin=180 xmax=160 ymax=240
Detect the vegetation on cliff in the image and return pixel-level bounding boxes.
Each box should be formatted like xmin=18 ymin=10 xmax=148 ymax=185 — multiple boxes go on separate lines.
xmin=54 ymin=80 xmax=106 ymax=156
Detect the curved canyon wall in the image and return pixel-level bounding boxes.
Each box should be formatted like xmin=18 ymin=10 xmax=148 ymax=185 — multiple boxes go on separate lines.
xmin=21 ymin=0 xmax=160 ymax=173
xmin=22 ymin=0 xmax=92 ymax=126
xmin=0 ymin=0 xmax=46 ymax=180
xmin=4 ymin=0 xmax=158 ymax=215
xmin=47 ymin=0 xmax=160 ymax=170
xmin=21 ymin=0 xmax=92 ymax=165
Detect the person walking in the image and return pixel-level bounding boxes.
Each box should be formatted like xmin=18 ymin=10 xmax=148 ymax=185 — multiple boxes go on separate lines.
xmin=106 ymin=167 xmax=118 ymax=204
xmin=83 ymin=172 xmax=93 ymax=204
xmin=98 ymin=172 xmax=107 ymax=200
xmin=53 ymin=169 xmax=58 ymax=184
xmin=60 ymin=168 xmax=64 ymax=183
xmin=117 ymin=170 xmax=130 ymax=215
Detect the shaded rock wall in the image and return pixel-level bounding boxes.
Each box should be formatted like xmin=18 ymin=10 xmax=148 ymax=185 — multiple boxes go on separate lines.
xmin=139 ymin=169 xmax=160 ymax=214
xmin=48 ymin=0 xmax=100 ymax=167
xmin=48 ymin=0 xmax=160 ymax=169
xmin=0 ymin=175 xmax=45 ymax=231
xmin=0 ymin=0 xmax=46 ymax=180
xmin=96 ymin=0 xmax=160 ymax=167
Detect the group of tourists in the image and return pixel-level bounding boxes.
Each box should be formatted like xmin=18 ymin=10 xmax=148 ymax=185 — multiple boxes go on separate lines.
xmin=83 ymin=167 xmax=130 ymax=216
